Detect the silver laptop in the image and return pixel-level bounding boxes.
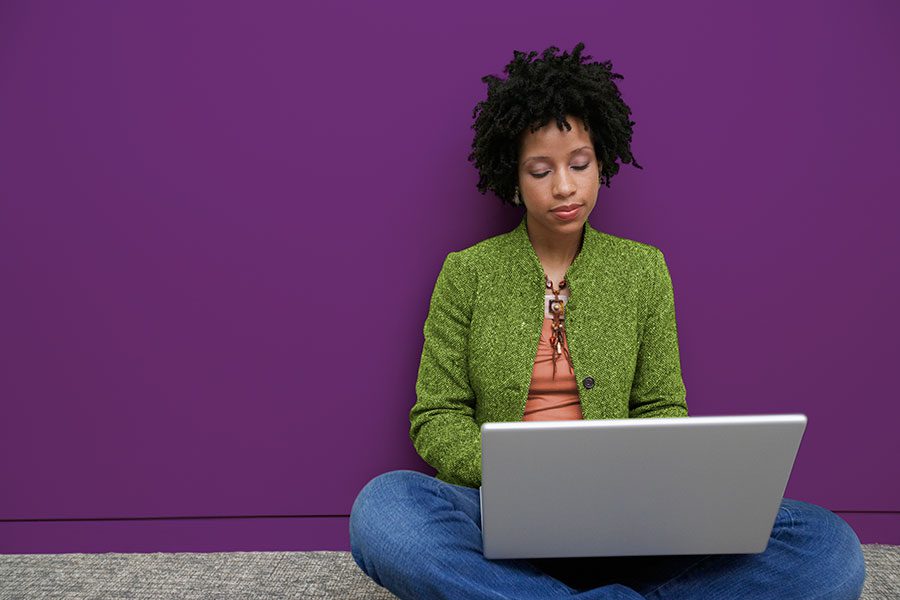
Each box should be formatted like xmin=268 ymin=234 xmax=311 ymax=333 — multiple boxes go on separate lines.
xmin=479 ymin=414 xmax=807 ymax=559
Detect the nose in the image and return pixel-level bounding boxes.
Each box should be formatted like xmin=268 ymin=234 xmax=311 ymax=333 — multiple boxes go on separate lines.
xmin=552 ymin=169 xmax=577 ymax=198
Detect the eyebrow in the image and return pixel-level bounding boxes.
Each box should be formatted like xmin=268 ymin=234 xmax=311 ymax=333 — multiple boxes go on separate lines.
xmin=521 ymin=145 xmax=594 ymax=166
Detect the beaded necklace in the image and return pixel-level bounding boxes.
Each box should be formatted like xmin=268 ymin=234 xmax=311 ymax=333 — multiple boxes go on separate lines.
xmin=545 ymin=274 xmax=574 ymax=379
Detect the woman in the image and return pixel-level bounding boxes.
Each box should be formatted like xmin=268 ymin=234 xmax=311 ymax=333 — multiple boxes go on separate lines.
xmin=349 ymin=42 xmax=866 ymax=600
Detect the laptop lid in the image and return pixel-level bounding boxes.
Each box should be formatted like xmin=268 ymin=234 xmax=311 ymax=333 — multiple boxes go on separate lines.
xmin=479 ymin=414 xmax=807 ymax=560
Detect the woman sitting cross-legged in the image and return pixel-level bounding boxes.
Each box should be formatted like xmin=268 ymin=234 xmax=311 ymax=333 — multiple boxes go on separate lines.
xmin=349 ymin=42 xmax=866 ymax=600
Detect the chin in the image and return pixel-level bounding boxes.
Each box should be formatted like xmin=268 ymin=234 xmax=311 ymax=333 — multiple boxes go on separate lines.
xmin=555 ymin=217 xmax=585 ymax=227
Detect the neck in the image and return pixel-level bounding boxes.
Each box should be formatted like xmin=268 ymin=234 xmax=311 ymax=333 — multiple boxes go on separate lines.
xmin=525 ymin=213 xmax=585 ymax=274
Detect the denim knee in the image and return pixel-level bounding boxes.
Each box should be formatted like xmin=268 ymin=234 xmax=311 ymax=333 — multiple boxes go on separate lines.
xmin=349 ymin=470 xmax=430 ymax=563
xmin=351 ymin=470 xmax=431 ymax=519
xmin=819 ymin=508 xmax=866 ymax=598
xmin=785 ymin=499 xmax=866 ymax=599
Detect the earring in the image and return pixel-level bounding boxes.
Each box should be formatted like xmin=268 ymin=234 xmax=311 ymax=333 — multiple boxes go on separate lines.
xmin=513 ymin=186 xmax=521 ymax=206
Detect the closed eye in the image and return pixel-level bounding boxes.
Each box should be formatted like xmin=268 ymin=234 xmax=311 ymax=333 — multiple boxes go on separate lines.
xmin=531 ymin=163 xmax=591 ymax=179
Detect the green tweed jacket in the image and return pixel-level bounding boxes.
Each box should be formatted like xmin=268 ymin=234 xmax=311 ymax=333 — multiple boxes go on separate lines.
xmin=409 ymin=213 xmax=688 ymax=489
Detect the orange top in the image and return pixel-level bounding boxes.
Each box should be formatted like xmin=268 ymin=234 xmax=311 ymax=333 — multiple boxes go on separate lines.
xmin=523 ymin=302 xmax=582 ymax=421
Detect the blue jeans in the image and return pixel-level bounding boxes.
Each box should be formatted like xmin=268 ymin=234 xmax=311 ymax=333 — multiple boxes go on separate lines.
xmin=349 ymin=470 xmax=866 ymax=600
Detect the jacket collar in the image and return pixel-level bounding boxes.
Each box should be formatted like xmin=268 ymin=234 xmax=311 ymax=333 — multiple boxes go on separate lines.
xmin=509 ymin=211 xmax=599 ymax=288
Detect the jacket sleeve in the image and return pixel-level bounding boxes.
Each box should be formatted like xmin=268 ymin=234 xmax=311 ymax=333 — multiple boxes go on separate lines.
xmin=409 ymin=251 xmax=482 ymax=488
xmin=629 ymin=248 xmax=689 ymax=418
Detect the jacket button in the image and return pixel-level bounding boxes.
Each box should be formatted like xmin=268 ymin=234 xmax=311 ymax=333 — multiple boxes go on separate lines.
xmin=583 ymin=376 xmax=595 ymax=389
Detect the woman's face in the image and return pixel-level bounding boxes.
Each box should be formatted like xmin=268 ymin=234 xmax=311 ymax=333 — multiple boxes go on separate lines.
xmin=517 ymin=115 xmax=601 ymax=236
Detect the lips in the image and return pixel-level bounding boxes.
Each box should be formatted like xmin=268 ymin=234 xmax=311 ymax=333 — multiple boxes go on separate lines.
xmin=551 ymin=203 xmax=582 ymax=212
xmin=551 ymin=204 xmax=582 ymax=221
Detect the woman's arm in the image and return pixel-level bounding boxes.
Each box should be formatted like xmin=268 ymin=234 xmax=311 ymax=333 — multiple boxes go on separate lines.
xmin=409 ymin=251 xmax=483 ymax=488
xmin=629 ymin=247 xmax=689 ymax=418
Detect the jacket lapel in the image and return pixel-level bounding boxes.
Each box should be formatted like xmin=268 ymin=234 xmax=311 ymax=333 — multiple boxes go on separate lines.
xmin=466 ymin=215 xmax=542 ymax=422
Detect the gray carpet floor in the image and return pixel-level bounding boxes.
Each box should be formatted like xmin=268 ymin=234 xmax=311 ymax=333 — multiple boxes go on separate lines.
xmin=1 ymin=546 xmax=897 ymax=599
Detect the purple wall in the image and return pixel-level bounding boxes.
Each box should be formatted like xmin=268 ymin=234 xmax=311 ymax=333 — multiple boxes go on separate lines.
xmin=1 ymin=0 xmax=898 ymax=553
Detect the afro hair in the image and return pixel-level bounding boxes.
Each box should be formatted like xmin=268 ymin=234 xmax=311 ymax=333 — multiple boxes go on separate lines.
xmin=468 ymin=42 xmax=643 ymax=206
